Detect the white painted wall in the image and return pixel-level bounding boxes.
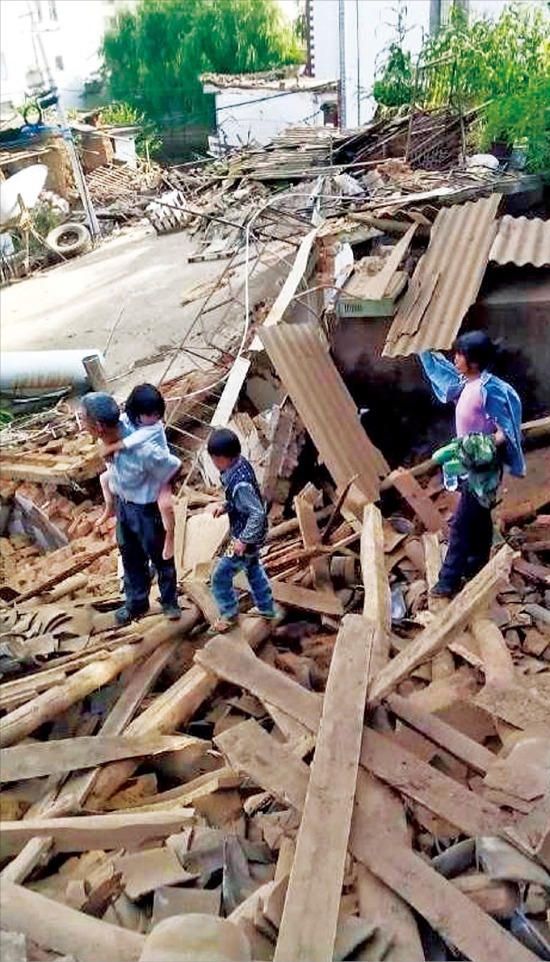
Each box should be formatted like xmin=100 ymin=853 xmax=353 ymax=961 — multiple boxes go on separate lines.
xmin=310 ymin=0 xmax=515 ymax=129
xmin=207 ymin=86 xmax=337 ymax=149
xmin=0 ymin=0 xmax=135 ymax=114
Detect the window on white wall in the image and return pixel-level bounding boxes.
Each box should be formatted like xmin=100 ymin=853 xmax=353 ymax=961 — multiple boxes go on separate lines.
xmin=55 ymin=55 xmax=64 ymax=71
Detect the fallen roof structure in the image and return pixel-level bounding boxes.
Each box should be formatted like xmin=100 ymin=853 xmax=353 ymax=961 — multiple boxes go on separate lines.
xmin=382 ymin=194 xmax=502 ymax=357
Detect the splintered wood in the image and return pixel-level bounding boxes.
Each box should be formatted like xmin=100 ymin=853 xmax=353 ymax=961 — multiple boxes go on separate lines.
xmin=1 ymin=379 xmax=549 ymax=962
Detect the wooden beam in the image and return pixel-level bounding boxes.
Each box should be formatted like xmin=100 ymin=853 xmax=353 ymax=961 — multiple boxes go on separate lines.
xmin=0 ymin=881 xmax=145 ymax=962
xmin=0 ymin=810 xmax=196 ymax=852
xmin=85 ymin=618 xmax=273 ymax=809
xmin=275 ymin=617 xmax=374 ymax=962
xmin=215 ymin=718 xmax=310 ymax=809
xmin=474 ymin=683 xmax=550 ymax=730
xmin=0 ymin=733 xmax=206 ymax=784
xmin=385 ymin=467 xmax=446 ymax=533
xmin=386 ymin=693 xmax=495 ymax=775
xmin=368 ymin=545 xmax=514 ymax=705
xmin=295 ymin=495 xmax=331 ymax=589
xmin=0 ymin=613 xmax=198 ymax=749
xmin=195 ymin=635 xmax=322 ymax=732
xmin=13 ymin=543 xmax=116 ymax=603
xmin=360 ymin=504 xmax=391 ymax=682
xmin=349 ymin=820 xmax=538 ymax=962
xmin=360 ymin=728 xmax=508 ymax=837
xmin=270 ymin=580 xmax=343 ymax=616
xmin=423 ymin=532 xmax=455 ymax=679
xmin=212 ymin=720 xmax=533 ymax=962
xmin=471 ymin=618 xmax=516 ymax=688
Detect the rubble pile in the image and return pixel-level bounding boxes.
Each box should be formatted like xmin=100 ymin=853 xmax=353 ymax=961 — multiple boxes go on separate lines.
xmin=0 ymin=356 xmax=549 ymax=962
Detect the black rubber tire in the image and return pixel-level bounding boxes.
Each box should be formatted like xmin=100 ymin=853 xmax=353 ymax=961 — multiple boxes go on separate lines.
xmin=46 ymin=223 xmax=91 ymax=257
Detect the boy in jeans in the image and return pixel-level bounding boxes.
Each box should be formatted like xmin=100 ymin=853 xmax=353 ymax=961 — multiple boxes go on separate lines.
xmin=207 ymin=428 xmax=277 ymax=632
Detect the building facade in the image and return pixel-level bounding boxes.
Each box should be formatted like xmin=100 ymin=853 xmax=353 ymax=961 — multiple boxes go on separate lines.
xmin=0 ymin=0 xmax=135 ymax=117
xmin=307 ymin=0 xmax=514 ymax=129
xmin=202 ymin=71 xmax=338 ymax=151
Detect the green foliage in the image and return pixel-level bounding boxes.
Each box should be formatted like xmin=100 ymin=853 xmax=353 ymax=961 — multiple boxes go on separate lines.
xmin=98 ymin=102 xmax=163 ymax=157
xmin=373 ymin=45 xmax=413 ymax=108
xmin=101 ymin=0 xmax=302 ymax=153
xmin=373 ymin=2 xmax=550 ymax=172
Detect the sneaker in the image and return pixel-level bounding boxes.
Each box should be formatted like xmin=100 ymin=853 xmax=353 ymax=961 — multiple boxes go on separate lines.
xmin=250 ymin=606 xmax=282 ymax=621
xmin=115 ymin=604 xmax=149 ymax=626
xmin=208 ymin=616 xmax=238 ymax=635
xmin=430 ymin=583 xmax=458 ymax=599
xmin=163 ymin=605 xmax=182 ymax=621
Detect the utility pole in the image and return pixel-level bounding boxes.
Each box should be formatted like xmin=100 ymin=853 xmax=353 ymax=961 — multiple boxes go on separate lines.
xmin=338 ymin=0 xmax=347 ymax=128
xmin=27 ymin=1 xmax=101 ymax=239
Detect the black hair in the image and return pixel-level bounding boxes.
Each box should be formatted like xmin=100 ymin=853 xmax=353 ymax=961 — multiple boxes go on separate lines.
xmin=453 ymin=330 xmax=496 ymax=372
xmin=125 ymin=383 xmax=165 ymax=425
xmin=81 ymin=392 xmax=120 ymax=427
xmin=207 ymin=427 xmax=241 ymax=459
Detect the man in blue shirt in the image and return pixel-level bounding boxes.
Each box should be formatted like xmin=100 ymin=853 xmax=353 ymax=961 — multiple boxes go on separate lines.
xmin=81 ymin=392 xmax=181 ymax=625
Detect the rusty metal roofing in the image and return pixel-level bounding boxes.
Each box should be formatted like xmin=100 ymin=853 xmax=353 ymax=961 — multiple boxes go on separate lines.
xmin=259 ymin=322 xmax=389 ymax=503
xmin=383 ymin=194 xmax=501 ymax=358
xmin=490 ymin=215 xmax=550 ymax=268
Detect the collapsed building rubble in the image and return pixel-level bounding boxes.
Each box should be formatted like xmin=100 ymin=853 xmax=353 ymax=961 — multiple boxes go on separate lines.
xmin=0 ymin=107 xmax=549 ymax=962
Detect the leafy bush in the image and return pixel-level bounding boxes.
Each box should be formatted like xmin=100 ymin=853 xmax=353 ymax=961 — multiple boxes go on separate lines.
xmin=373 ymin=2 xmax=550 ymax=171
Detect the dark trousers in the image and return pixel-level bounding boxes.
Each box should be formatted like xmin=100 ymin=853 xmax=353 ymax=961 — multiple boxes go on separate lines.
xmin=116 ymin=499 xmax=178 ymax=615
xmin=437 ymin=487 xmax=494 ymax=591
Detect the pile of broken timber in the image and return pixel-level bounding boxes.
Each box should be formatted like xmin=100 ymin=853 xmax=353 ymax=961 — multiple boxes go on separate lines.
xmin=0 ymin=463 xmax=549 ymax=961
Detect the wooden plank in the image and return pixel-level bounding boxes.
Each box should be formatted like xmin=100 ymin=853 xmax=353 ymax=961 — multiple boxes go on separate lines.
xmin=295 ymin=495 xmax=331 ymax=589
xmin=360 ymin=728 xmax=508 ymax=837
xmin=0 ymin=733 xmax=205 ymax=784
xmin=215 ymin=719 xmax=310 ymax=809
xmin=182 ymin=579 xmax=220 ymax=624
xmin=386 ymin=468 xmax=446 ymax=533
xmin=386 ymin=693 xmax=494 ymax=775
xmin=0 ymin=613 xmax=198 ymax=749
xmin=181 ymin=513 xmax=229 ymax=576
xmin=211 ymin=720 xmax=531 ymax=962
xmin=484 ymin=758 xmax=547 ymax=802
xmin=357 ymin=222 xmax=417 ymax=300
xmin=474 ymin=683 xmax=550 ymax=730
xmin=195 ymin=636 xmax=322 ymax=732
xmin=0 ymin=810 xmax=196 ymax=852
xmin=251 ymin=227 xmax=318 ymax=348
xmin=368 ymin=545 xmax=514 ymax=705
xmin=471 ymin=618 xmax=515 ymax=688
xmin=210 ymin=355 xmax=251 ymax=427
xmin=423 ymin=532 xmax=455 ymax=679
xmin=354 ymin=770 xmax=425 ymax=962
xmin=274 ymin=616 xmax=375 ymax=962
xmin=360 ymin=504 xmax=391 ymax=681
xmin=270 ymin=580 xmax=343 ymax=616
xmin=115 ymin=847 xmax=194 ymax=901
xmin=0 ymin=881 xmax=145 ymax=962
xmin=173 ymin=497 xmax=188 ymax=578
xmin=505 ymin=793 xmax=550 ymax=870
xmin=87 ymin=618 xmax=274 ymax=808
xmin=349 ymin=821 xmax=538 ymax=962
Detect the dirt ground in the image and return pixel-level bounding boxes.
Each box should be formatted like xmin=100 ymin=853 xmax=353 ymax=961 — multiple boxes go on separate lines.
xmin=1 ymin=223 xmax=287 ymax=398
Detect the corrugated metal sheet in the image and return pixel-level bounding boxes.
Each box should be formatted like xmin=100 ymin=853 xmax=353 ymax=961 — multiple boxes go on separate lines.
xmin=259 ymin=322 xmax=389 ymax=503
xmin=490 ymin=215 xmax=550 ymax=268
xmin=383 ymin=194 xmax=501 ymax=358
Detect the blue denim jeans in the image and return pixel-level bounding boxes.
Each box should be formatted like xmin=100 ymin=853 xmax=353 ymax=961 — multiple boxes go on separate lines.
xmin=116 ymin=498 xmax=178 ymax=615
xmin=211 ymin=549 xmax=274 ymax=619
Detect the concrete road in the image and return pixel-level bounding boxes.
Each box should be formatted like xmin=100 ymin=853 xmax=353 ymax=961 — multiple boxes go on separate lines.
xmin=0 ymin=224 xmax=246 ymax=397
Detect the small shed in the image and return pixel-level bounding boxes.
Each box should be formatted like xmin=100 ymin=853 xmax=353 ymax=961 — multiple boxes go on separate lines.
xmin=201 ymin=68 xmax=338 ymax=151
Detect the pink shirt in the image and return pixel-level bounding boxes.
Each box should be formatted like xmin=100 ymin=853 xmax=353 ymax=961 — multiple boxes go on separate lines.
xmin=455 ymin=377 xmax=496 ymax=437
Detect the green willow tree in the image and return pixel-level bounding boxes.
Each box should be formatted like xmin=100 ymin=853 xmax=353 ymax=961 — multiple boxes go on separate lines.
xmin=102 ymin=0 xmax=302 ymax=155
xmin=373 ymin=3 xmax=550 ymax=171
